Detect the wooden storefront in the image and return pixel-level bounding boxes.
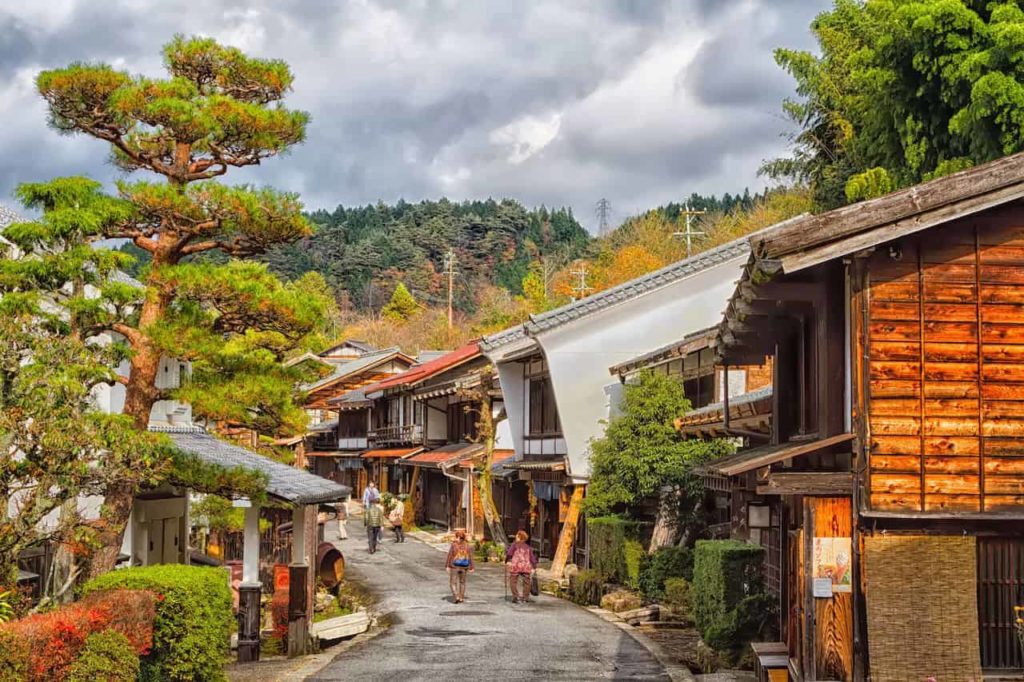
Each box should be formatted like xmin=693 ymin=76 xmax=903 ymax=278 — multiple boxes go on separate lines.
xmin=710 ymin=153 xmax=1024 ymax=680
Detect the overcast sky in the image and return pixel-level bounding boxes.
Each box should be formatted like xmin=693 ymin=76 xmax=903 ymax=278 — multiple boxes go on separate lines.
xmin=0 ymin=0 xmax=829 ymax=233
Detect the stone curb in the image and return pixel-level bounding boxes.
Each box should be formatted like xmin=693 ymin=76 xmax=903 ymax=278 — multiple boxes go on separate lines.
xmin=584 ymin=606 xmax=696 ymax=682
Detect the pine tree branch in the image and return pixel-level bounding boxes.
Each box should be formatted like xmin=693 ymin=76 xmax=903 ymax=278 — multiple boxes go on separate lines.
xmin=111 ymin=323 xmax=142 ymax=346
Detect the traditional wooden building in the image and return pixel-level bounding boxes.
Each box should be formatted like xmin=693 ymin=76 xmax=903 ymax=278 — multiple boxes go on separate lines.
xmin=482 ymin=240 xmax=751 ymax=569
xmin=707 ymin=153 xmax=1024 ymax=680
xmin=295 ymin=347 xmax=415 ymax=486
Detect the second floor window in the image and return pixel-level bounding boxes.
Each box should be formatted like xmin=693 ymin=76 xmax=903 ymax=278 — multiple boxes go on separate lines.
xmin=339 ymin=411 xmax=366 ymax=438
xmin=528 ymin=375 xmax=561 ymax=437
xmin=447 ymin=402 xmax=479 ymax=442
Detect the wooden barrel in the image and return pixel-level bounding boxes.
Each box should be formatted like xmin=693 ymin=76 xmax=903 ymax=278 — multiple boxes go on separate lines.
xmin=316 ymin=542 xmax=345 ymax=589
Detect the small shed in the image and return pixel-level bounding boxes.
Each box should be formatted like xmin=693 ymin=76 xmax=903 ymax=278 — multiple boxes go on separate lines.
xmin=166 ymin=427 xmax=350 ymax=661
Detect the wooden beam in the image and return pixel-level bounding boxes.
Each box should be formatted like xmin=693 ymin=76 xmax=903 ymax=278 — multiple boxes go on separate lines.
xmin=550 ymin=485 xmax=584 ymax=578
xmin=718 ymin=433 xmax=856 ymax=476
xmin=757 ymin=472 xmax=854 ymax=496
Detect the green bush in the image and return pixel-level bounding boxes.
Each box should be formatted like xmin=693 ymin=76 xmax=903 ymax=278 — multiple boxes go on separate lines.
xmin=623 ymin=539 xmax=644 ymax=590
xmin=568 ymin=569 xmax=605 ymax=606
xmin=83 ymin=564 xmax=232 ymax=682
xmin=588 ymin=516 xmax=642 ymax=585
xmin=639 ymin=545 xmax=693 ymax=600
xmin=692 ymin=540 xmax=773 ymax=656
xmin=663 ymin=578 xmax=691 ymax=615
xmin=0 ymin=629 xmax=29 ymax=682
xmin=68 ymin=630 xmax=140 ymax=682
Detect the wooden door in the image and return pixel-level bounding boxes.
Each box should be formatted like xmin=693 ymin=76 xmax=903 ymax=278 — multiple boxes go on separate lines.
xmin=806 ymin=497 xmax=854 ymax=681
xmin=787 ymin=528 xmax=804 ymax=668
xmin=147 ymin=520 xmax=164 ymax=566
xmin=163 ymin=518 xmax=179 ymax=564
xmin=978 ymin=537 xmax=1024 ymax=669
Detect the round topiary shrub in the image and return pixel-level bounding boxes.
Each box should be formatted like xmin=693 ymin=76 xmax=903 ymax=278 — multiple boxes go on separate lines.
xmin=68 ymin=630 xmax=140 ymax=682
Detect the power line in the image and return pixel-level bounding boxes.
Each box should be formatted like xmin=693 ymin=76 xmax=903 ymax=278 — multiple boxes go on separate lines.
xmin=671 ymin=202 xmax=707 ymax=258
xmin=569 ymin=261 xmax=592 ymax=301
xmin=440 ymin=248 xmax=456 ymax=327
xmin=595 ymin=198 xmax=612 ymax=237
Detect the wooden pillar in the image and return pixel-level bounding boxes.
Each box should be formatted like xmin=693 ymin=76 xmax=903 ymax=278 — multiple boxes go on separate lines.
xmin=550 ymin=485 xmax=584 ymax=578
xmin=287 ymin=505 xmax=311 ymax=658
xmin=237 ymin=504 xmax=261 ymax=663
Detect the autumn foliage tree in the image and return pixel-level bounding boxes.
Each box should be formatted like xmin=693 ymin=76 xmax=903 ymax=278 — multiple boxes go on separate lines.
xmin=24 ymin=36 xmax=324 ymax=575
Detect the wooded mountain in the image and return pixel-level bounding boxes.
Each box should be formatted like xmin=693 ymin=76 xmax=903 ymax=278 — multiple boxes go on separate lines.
xmin=261 ymin=198 xmax=590 ymax=313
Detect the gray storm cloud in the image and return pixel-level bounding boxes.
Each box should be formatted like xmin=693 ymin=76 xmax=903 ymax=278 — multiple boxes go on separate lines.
xmin=0 ymin=0 xmax=829 ymax=232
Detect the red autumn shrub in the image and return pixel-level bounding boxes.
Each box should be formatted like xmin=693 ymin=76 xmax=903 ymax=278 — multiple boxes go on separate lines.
xmin=0 ymin=589 xmax=156 ymax=681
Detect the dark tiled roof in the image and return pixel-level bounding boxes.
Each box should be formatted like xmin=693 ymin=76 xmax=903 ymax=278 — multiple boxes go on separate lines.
xmin=161 ymin=427 xmax=350 ymax=505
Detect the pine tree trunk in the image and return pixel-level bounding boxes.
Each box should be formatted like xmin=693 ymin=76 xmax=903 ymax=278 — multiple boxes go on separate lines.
xmin=90 ymin=292 xmax=166 ymax=578
xmin=475 ymin=394 xmax=508 ymax=550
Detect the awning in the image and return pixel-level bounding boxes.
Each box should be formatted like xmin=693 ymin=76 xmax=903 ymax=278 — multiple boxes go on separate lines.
xmin=504 ymin=457 xmax=566 ymax=472
xmin=308 ymin=420 xmax=338 ymax=433
xmin=709 ymin=432 xmax=855 ymax=476
xmin=161 ymin=427 xmax=351 ymax=505
xmin=399 ymin=443 xmax=483 ymax=468
xmin=459 ymin=449 xmax=518 ymax=478
xmin=676 ymin=386 xmax=773 ymax=437
xmin=305 ymin=450 xmax=363 ymax=458
xmin=361 ymin=447 xmax=423 ymax=459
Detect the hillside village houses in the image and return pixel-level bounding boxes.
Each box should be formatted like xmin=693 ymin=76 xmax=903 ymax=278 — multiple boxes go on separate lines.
xmin=12 ymin=154 xmax=1024 ymax=676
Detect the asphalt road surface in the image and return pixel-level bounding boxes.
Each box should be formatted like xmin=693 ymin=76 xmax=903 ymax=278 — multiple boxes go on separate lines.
xmin=310 ymin=531 xmax=669 ymax=681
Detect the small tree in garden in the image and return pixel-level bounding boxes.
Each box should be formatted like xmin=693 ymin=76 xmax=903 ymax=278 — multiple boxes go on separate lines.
xmin=19 ymin=35 xmax=325 ymax=576
xmin=585 ymin=370 xmax=733 ymax=544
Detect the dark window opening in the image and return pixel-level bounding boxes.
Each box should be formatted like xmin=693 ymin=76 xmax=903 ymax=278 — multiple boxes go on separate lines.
xmin=528 ymin=375 xmax=562 ymax=437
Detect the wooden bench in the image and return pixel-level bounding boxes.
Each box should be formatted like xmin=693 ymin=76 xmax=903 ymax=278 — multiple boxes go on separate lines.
xmin=751 ymin=642 xmax=789 ymax=682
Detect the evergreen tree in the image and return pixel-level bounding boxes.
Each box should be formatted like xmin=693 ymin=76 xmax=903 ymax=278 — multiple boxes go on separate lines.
xmin=21 ymin=36 xmax=322 ymax=576
xmin=381 ymin=282 xmax=418 ymax=322
xmin=766 ymin=0 xmax=1024 ymax=209
xmin=585 ymin=371 xmax=732 ymax=525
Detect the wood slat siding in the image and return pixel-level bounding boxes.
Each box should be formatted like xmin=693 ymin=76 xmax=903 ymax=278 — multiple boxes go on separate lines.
xmin=866 ymin=214 xmax=1024 ymax=512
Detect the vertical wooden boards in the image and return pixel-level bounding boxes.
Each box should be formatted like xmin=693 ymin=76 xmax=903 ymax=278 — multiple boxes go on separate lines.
xmin=809 ymin=497 xmax=854 ymax=681
xmin=866 ymin=212 xmax=1024 ymax=512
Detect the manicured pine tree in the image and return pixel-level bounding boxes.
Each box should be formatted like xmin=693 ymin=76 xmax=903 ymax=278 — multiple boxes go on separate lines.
xmin=24 ymin=35 xmax=325 ymax=576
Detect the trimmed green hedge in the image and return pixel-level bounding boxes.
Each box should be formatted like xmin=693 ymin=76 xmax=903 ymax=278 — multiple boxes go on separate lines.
xmin=83 ymin=564 xmax=232 ymax=682
xmin=588 ymin=516 xmax=643 ymax=586
xmin=638 ymin=546 xmax=693 ymax=600
xmin=68 ymin=630 xmax=140 ymax=682
xmin=692 ymin=540 xmax=774 ymax=655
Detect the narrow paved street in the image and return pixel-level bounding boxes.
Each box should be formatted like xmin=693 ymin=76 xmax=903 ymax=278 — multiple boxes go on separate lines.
xmin=311 ymin=532 xmax=669 ymax=681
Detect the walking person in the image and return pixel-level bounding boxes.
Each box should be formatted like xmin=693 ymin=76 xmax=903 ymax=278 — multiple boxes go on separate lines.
xmin=389 ymin=495 xmax=406 ymax=543
xmin=336 ymin=500 xmax=348 ymax=540
xmin=445 ymin=528 xmax=474 ymax=603
xmin=365 ymin=498 xmax=384 ymax=554
xmin=505 ymin=530 xmax=538 ymax=604
xmin=362 ymin=481 xmax=379 ymax=509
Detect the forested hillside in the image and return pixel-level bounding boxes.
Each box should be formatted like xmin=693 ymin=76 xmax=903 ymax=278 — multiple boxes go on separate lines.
xmin=261 ymin=199 xmax=590 ymax=314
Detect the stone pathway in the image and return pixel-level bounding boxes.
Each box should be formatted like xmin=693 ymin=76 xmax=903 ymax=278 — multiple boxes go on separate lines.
xmin=310 ymin=530 xmax=671 ymax=681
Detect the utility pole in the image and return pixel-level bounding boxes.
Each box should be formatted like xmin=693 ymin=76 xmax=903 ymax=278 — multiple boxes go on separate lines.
xmin=569 ymin=261 xmax=592 ymax=301
xmin=672 ymin=203 xmax=707 ymax=257
xmin=443 ymin=248 xmax=457 ymax=328
xmin=595 ymin=198 xmax=612 ymax=237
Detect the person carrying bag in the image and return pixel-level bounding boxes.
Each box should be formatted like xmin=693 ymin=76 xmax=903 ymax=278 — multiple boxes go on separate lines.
xmin=505 ymin=530 xmax=538 ymax=604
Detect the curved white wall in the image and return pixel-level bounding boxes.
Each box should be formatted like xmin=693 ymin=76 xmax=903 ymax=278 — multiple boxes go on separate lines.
xmin=536 ymin=255 xmax=746 ymax=481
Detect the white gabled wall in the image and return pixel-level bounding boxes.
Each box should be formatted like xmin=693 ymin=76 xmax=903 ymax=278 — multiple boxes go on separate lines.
xmin=536 ymin=255 xmax=746 ymax=481
xmin=494 ymin=360 xmax=526 ymax=460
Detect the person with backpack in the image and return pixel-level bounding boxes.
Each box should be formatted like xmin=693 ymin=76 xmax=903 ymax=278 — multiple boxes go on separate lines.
xmin=364 ymin=498 xmax=385 ymax=554
xmin=445 ymin=528 xmax=474 ymax=603
xmin=505 ymin=530 xmax=538 ymax=604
